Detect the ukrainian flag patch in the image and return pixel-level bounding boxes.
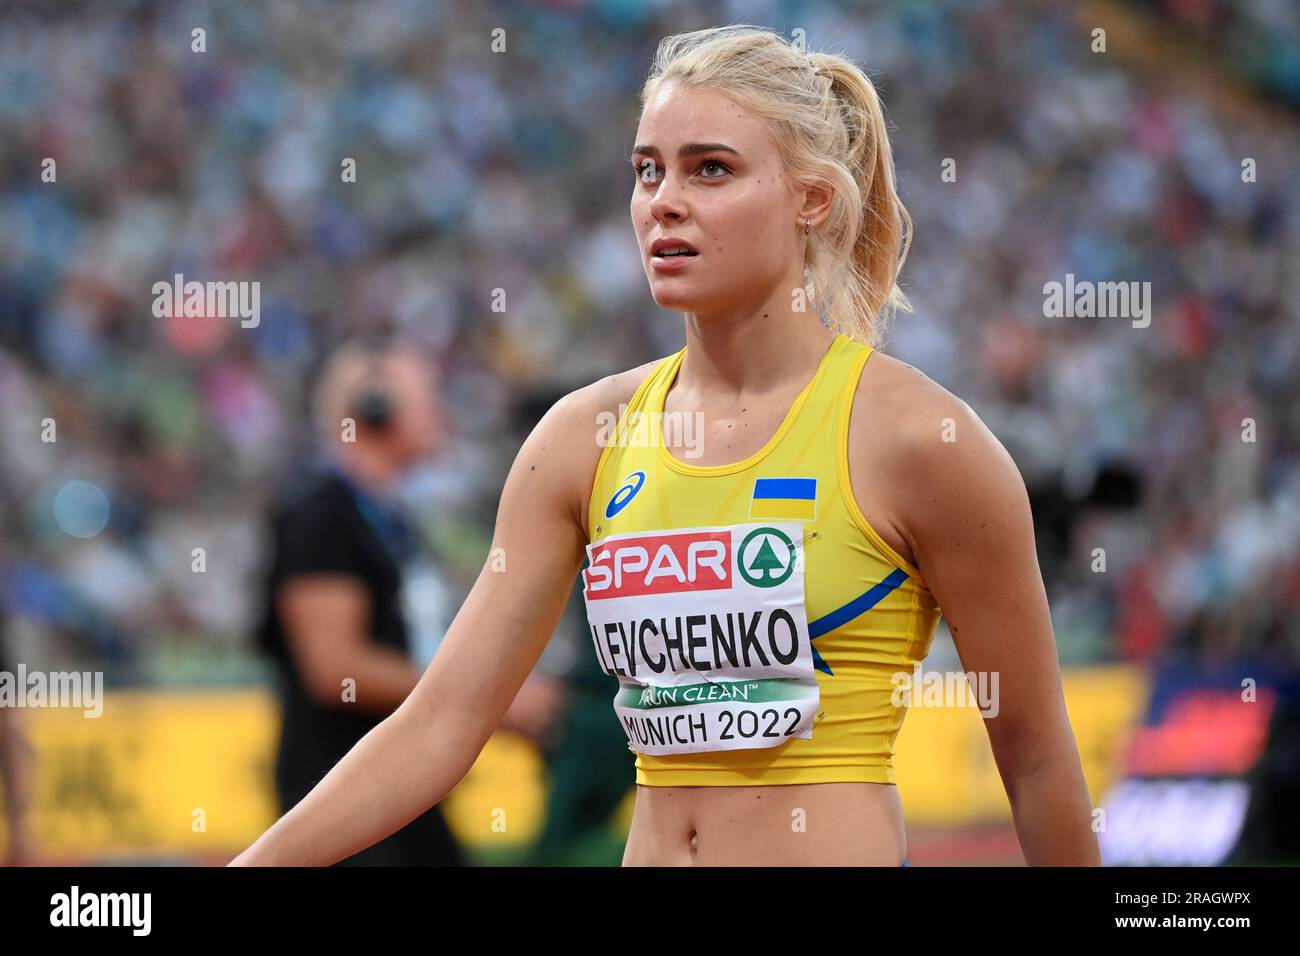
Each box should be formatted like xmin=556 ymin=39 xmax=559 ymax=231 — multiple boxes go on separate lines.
xmin=749 ymin=477 xmax=817 ymax=521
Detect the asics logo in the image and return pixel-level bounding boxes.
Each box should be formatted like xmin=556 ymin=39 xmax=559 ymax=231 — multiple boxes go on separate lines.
xmin=605 ymin=471 xmax=646 ymax=518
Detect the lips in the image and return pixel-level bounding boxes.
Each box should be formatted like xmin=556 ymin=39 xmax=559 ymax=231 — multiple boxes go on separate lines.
xmin=650 ymin=237 xmax=699 ymax=259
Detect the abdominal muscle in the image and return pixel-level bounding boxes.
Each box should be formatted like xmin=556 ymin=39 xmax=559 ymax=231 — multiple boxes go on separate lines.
xmin=622 ymin=781 xmax=906 ymax=866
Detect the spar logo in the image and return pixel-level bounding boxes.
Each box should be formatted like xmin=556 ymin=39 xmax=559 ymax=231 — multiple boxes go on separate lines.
xmin=737 ymin=526 xmax=796 ymax=588
xmin=585 ymin=529 xmax=730 ymax=600
xmin=584 ymin=525 xmax=795 ymax=600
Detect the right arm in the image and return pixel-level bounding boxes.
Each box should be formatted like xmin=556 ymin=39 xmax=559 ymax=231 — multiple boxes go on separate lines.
xmin=231 ymin=385 xmax=605 ymax=866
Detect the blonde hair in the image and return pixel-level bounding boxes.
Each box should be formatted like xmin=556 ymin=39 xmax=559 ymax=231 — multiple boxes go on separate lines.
xmin=641 ymin=25 xmax=913 ymax=346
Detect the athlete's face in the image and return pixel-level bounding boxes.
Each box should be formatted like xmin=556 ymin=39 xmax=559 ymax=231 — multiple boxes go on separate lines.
xmin=630 ymin=83 xmax=808 ymax=316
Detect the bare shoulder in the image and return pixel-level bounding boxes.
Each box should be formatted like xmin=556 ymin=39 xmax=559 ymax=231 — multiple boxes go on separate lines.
xmin=531 ymin=355 xmax=669 ymax=536
xmin=545 ymin=355 xmax=665 ymax=445
xmin=848 ymin=349 xmax=1027 ymax=572
xmin=853 ymin=348 xmax=1022 ymax=487
xmin=566 ymin=357 xmax=665 ymax=422
xmin=851 ymin=350 xmax=988 ymax=451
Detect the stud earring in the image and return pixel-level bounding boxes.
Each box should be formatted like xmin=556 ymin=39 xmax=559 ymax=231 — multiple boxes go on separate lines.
xmin=804 ymin=218 xmax=812 ymax=235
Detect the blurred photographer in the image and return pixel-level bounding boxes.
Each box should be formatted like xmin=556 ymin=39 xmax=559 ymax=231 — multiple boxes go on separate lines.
xmin=255 ymin=338 xmax=559 ymax=865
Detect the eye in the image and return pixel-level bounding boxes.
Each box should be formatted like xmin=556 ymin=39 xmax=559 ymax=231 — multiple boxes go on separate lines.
xmin=633 ymin=158 xmax=660 ymax=183
xmin=631 ymin=158 xmax=732 ymax=183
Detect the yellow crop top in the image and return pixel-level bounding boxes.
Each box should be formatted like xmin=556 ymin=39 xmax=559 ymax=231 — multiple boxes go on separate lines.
xmin=582 ymin=333 xmax=942 ymax=786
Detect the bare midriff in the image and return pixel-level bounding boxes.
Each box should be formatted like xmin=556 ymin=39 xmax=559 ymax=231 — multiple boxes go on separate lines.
xmin=622 ymin=781 xmax=906 ymax=866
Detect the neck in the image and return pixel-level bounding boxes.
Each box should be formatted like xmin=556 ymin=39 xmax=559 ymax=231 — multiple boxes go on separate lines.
xmin=678 ymin=269 xmax=836 ymax=400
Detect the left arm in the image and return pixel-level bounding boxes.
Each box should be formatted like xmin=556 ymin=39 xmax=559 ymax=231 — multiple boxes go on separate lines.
xmin=887 ymin=390 xmax=1100 ymax=866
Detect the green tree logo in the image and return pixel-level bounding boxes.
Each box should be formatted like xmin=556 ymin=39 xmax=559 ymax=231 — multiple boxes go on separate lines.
xmin=738 ymin=527 xmax=796 ymax=588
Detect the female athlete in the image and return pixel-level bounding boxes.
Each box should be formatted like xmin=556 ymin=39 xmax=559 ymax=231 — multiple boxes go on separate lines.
xmin=232 ymin=25 xmax=1100 ymax=867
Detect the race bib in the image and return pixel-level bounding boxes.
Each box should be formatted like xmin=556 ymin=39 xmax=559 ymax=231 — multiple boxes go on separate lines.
xmin=581 ymin=522 xmax=818 ymax=756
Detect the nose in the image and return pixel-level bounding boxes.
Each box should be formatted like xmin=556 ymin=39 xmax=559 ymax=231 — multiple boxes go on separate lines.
xmin=648 ymin=170 xmax=688 ymax=227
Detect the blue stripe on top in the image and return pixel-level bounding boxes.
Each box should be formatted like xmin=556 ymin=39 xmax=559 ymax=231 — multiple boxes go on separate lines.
xmin=807 ymin=567 xmax=910 ymax=676
xmin=809 ymin=567 xmax=909 ymax=638
xmin=752 ymin=477 xmax=817 ymax=500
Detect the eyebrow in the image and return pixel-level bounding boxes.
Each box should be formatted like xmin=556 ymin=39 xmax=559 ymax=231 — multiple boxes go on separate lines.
xmin=630 ymin=142 xmax=742 ymax=159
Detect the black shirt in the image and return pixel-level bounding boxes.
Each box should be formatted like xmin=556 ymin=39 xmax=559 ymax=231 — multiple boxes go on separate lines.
xmin=256 ymin=466 xmax=415 ymax=792
xmin=255 ymin=466 xmax=466 ymax=865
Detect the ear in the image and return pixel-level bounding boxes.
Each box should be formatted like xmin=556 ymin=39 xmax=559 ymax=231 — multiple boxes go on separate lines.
xmin=798 ymin=178 xmax=835 ymax=230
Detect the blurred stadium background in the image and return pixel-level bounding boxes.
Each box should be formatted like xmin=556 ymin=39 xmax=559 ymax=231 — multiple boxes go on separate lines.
xmin=0 ymin=0 xmax=1297 ymax=866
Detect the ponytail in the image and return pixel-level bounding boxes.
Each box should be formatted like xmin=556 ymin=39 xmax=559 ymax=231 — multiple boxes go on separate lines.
xmin=807 ymin=53 xmax=913 ymax=344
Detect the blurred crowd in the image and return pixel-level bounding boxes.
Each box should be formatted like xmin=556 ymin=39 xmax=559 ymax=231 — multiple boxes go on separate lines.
xmin=0 ymin=0 xmax=1297 ymax=689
